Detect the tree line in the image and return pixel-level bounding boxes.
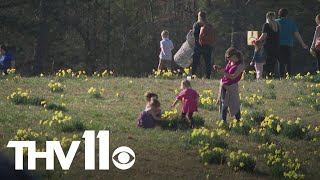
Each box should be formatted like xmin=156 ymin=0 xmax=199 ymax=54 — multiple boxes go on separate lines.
xmin=0 ymin=0 xmax=319 ymax=76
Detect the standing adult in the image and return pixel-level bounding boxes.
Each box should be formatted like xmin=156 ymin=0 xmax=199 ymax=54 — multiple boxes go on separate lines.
xmin=310 ymin=14 xmax=320 ymax=71
xmin=276 ymin=8 xmax=308 ymax=77
xmin=258 ymin=12 xmax=280 ymax=77
xmin=0 ymin=45 xmax=15 ymax=73
xmin=191 ymin=11 xmax=215 ymax=79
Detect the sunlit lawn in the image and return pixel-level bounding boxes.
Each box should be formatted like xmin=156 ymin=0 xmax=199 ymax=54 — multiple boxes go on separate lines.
xmin=0 ymin=73 xmax=320 ymax=179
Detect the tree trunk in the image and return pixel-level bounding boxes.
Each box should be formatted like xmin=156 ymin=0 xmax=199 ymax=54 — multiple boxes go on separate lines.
xmin=231 ymin=0 xmax=242 ymax=49
xmin=86 ymin=0 xmax=98 ymax=73
xmin=33 ymin=0 xmax=49 ymax=75
xmin=106 ymin=0 xmax=111 ymax=67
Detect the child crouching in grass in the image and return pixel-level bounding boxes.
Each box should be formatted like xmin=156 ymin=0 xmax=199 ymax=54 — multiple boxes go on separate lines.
xmin=137 ymin=97 xmax=163 ymax=128
xmin=145 ymin=91 xmax=158 ymax=110
xmin=171 ymin=80 xmax=199 ymax=128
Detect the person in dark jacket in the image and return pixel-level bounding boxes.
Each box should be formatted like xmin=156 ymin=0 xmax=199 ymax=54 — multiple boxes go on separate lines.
xmin=191 ymin=11 xmax=214 ymax=79
xmin=0 ymin=45 xmax=15 ymax=74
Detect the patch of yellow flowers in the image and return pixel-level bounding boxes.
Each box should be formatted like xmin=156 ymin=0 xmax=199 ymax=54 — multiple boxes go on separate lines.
xmin=13 ymin=128 xmax=49 ymax=141
xmin=48 ymin=80 xmax=63 ymax=92
xmin=7 ymin=88 xmax=30 ymax=100
xmin=259 ymin=142 xmax=305 ymax=179
xmin=88 ymin=87 xmax=104 ymax=98
xmin=161 ymin=109 xmax=178 ymax=120
xmin=153 ymin=68 xmax=192 ymax=79
xmin=39 ymin=111 xmax=72 ymax=127
xmin=240 ymin=93 xmax=264 ymax=106
xmin=93 ymin=70 xmax=114 ymax=77
xmin=199 ymin=90 xmax=217 ymax=110
xmin=228 ymin=149 xmax=256 ymax=172
xmin=55 ymin=69 xmax=87 ymax=79
xmin=260 ymin=115 xmax=284 ymax=134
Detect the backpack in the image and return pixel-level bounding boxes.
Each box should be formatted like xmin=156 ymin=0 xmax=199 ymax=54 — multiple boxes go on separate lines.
xmin=199 ymin=23 xmax=215 ymax=46
xmin=315 ymin=37 xmax=320 ymax=50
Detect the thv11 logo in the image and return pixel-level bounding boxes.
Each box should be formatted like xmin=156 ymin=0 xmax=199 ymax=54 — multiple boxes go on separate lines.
xmin=7 ymin=130 xmax=135 ymax=170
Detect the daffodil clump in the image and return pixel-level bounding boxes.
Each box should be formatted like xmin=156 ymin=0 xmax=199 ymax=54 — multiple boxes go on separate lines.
xmin=260 ymin=115 xmax=284 ymax=135
xmin=12 ymin=128 xmax=81 ymax=154
xmin=48 ymin=80 xmax=63 ymax=93
xmin=152 ymin=68 xmax=192 ymax=79
xmin=0 ymin=68 xmax=21 ymax=81
xmin=13 ymin=128 xmax=51 ymax=141
xmin=212 ymin=126 xmax=231 ymax=138
xmin=55 ymin=134 xmax=81 ymax=149
xmin=304 ymin=83 xmax=320 ymax=111
xmin=293 ymin=71 xmax=320 ymax=83
xmin=190 ymin=128 xmax=228 ymax=149
xmin=17 ymin=125 xmax=81 ymax=151
xmin=161 ymin=109 xmax=178 ymax=120
xmin=265 ymin=79 xmax=275 ymax=89
xmin=161 ymin=110 xmax=205 ymax=129
xmin=40 ymin=111 xmax=85 ymax=132
xmin=199 ymin=90 xmax=217 ymax=111
xmin=242 ymin=109 xmax=266 ymax=124
xmin=1 ymin=68 xmax=14 ymax=76
xmin=199 ymin=145 xmax=227 ymax=165
xmin=88 ymin=87 xmax=104 ymax=98
xmin=259 ymin=143 xmax=305 ymax=179
xmin=248 ymin=126 xmax=271 ymax=143
xmin=6 ymin=68 xmax=16 ymax=74
xmin=93 ymin=70 xmax=114 ymax=78
xmin=7 ymin=88 xmax=44 ymax=106
xmin=153 ymin=69 xmax=175 ymax=79
xmin=39 ymin=111 xmax=71 ymax=127
xmin=282 ymin=118 xmax=310 ymax=139
xmin=227 ymin=150 xmax=256 ymax=172
xmin=55 ymin=69 xmax=87 ymax=79
xmin=161 ymin=109 xmax=190 ymax=129
xmin=228 ymin=119 xmax=251 ymax=135
xmin=42 ymin=101 xmax=67 ymax=111
xmin=241 ymin=93 xmax=264 ymax=108
xmin=241 ymin=70 xmax=255 ymax=81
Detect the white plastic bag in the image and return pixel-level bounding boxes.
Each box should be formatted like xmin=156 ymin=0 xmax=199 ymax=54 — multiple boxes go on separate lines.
xmin=174 ymin=31 xmax=195 ymax=68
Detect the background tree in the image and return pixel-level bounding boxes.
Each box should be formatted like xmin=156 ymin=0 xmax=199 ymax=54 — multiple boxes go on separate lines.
xmin=0 ymin=0 xmax=319 ymax=76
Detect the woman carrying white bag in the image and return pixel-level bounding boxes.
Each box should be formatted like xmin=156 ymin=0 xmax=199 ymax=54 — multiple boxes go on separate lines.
xmin=174 ymin=30 xmax=195 ymax=68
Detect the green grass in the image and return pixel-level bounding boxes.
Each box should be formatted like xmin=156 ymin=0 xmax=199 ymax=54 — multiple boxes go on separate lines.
xmin=0 ymin=76 xmax=320 ymax=179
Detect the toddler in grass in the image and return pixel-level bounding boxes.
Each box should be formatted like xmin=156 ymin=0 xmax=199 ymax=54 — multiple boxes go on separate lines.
xmin=137 ymin=97 xmax=163 ymax=128
xmin=171 ymin=80 xmax=199 ymax=128
xmin=137 ymin=92 xmax=162 ymax=128
xmin=144 ymin=92 xmax=159 ymax=111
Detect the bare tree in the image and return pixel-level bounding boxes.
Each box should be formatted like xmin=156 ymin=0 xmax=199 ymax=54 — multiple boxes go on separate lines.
xmin=230 ymin=0 xmax=255 ymax=49
xmin=33 ymin=0 xmax=49 ymax=74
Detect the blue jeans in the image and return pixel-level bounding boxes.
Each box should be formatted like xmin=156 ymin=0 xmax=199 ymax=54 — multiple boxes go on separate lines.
xmin=192 ymin=45 xmax=213 ymax=79
xmin=0 ymin=64 xmax=10 ymax=74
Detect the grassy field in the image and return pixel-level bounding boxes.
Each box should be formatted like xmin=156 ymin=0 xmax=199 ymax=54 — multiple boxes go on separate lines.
xmin=0 ymin=72 xmax=320 ymax=180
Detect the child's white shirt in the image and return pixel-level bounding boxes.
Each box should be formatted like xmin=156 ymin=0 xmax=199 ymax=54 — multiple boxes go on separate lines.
xmin=159 ymin=38 xmax=174 ymax=60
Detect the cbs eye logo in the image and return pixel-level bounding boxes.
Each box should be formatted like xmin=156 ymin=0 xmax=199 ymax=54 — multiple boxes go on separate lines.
xmin=112 ymin=146 xmax=135 ymax=170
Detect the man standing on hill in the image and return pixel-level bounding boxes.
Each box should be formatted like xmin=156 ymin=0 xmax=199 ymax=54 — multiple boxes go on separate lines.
xmin=276 ymin=8 xmax=308 ymax=78
xmin=191 ymin=11 xmax=215 ymax=79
